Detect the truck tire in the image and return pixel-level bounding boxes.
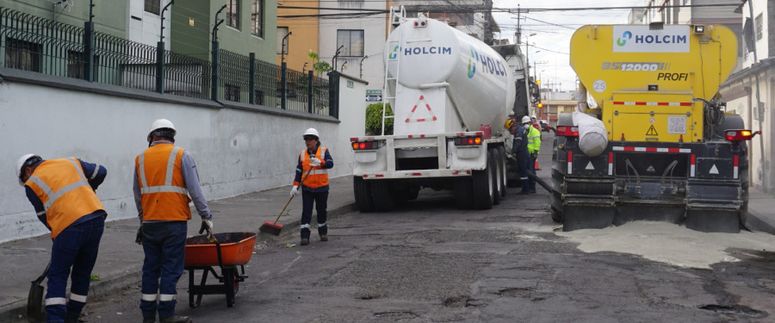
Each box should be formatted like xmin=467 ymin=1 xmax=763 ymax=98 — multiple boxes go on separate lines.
xmin=490 ymin=149 xmax=501 ymax=205
xmin=353 ymin=176 xmax=374 ymax=212
xmin=454 ymin=178 xmax=474 ymax=209
xmin=496 ymin=146 xmax=507 ymax=197
xmin=370 ymin=181 xmax=396 ymax=212
xmin=472 ymin=151 xmax=494 ymax=210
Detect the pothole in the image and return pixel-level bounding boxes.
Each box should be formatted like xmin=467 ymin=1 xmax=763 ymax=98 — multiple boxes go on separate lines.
xmin=698 ymin=304 xmax=767 ymax=318
xmin=373 ymin=311 xmax=419 ymax=319
xmin=497 ymin=287 xmax=533 ymax=297
xmin=443 ymin=295 xmax=470 ymax=308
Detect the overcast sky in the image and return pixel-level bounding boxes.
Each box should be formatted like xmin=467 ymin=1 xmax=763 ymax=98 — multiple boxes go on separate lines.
xmin=491 ymin=0 xmax=645 ymax=92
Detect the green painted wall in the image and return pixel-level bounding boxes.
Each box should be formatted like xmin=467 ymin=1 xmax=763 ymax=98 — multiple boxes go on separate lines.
xmin=2 ymin=0 xmax=128 ymax=37
xmin=171 ymin=0 xmax=276 ymax=63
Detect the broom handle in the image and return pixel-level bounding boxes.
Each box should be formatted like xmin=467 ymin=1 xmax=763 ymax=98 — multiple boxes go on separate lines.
xmin=272 ymin=167 xmax=314 ymax=225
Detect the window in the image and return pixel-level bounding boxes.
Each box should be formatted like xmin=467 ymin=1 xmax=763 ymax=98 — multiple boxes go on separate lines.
xmin=755 ymin=13 xmax=763 ymax=40
xmin=227 ymin=0 xmax=240 ymax=29
xmin=225 ymin=84 xmax=241 ymax=101
xmin=4 ymin=38 xmax=41 ymax=72
xmin=67 ymin=50 xmax=99 ymax=80
xmin=145 ymin=0 xmax=160 ymax=15
xmin=336 ymin=29 xmax=364 ymax=57
xmin=277 ymin=27 xmax=289 ymax=55
xmin=251 ymin=0 xmax=264 ymax=37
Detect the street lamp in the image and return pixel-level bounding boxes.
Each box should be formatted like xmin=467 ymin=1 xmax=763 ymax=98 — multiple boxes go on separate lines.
xmin=156 ymin=0 xmax=174 ymax=93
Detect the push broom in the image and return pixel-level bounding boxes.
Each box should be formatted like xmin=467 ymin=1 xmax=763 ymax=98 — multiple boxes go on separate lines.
xmin=259 ymin=168 xmax=312 ymax=235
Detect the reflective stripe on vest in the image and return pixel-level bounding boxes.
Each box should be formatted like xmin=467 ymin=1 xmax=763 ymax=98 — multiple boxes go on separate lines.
xmin=26 ymin=158 xmax=104 ymax=239
xmin=299 ymin=146 xmax=329 ymax=189
xmin=138 ymin=147 xmax=189 ymax=196
xmin=136 ymin=145 xmax=191 ymax=221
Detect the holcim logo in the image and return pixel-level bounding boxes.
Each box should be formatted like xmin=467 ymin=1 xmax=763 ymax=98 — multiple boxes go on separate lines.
xmin=612 ymin=25 xmax=690 ymax=53
xmin=616 ymin=31 xmax=632 ymax=46
xmin=389 ymin=44 xmax=400 ymax=60
xmin=467 ymin=48 xmax=478 ymax=78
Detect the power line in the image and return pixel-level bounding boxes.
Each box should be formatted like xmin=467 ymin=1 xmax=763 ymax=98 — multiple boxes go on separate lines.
xmin=523 ymin=16 xmax=576 ymax=30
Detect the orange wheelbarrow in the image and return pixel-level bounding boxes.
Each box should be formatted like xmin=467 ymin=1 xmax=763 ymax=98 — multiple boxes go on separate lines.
xmin=184 ymin=232 xmax=256 ymax=308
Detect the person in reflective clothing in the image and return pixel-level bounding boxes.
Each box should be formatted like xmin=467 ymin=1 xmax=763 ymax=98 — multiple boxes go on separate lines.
xmin=133 ymin=119 xmax=213 ymax=323
xmin=513 ymin=118 xmax=533 ymax=195
xmin=17 ymin=154 xmax=107 ymax=323
xmin=291 ymin=128 xmax=334 ymax=246
xmin=524 ymin=116 xmax=542 ymax=193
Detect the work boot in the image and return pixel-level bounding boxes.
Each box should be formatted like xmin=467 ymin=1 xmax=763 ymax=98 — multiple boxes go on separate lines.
xmin=301 ymin=238 xmax=310 ymax=246
xmin=320 ymin=234 xmax=328 ymax=242
xmin=160 ymin=315 xmax=192 ymax=323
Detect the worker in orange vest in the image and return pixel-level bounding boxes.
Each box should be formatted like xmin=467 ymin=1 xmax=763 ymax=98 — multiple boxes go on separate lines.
xmin=134 ymin=119 xmax=213 ymax=323
xmin=17 ymin=154 xmax=108 ymax=322
xmin=291 ymin=128 xmax=334 ymax=246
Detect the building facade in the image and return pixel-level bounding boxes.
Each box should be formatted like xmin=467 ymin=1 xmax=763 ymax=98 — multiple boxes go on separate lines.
xmin=719 ymin=0 xmax=775 ymax=193
xmin=276 ymin=0 xmax=319 ymax=72
xmin=170 ymin=0 xmax=276 ymax=63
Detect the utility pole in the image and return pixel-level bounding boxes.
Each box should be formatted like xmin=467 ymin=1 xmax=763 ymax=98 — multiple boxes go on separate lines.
xmin=83 ymin=0 xmax=95 ymax=81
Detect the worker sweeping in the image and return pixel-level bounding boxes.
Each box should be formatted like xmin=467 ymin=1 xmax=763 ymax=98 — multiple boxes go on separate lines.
xmin=16 ymin=153 xmax=108 ymax=323
xmin=134 ymin=119 xmax=213 ymax=323
xmin=291 ymin=128 xmax=334 ymax=246
xmin=525 ymin=116 xmax=542 ymax=193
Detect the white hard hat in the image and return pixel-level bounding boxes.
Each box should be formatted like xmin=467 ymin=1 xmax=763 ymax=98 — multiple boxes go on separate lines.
xmin=16 ymin=153 xmax=40 ymax=186
xmin=148 ymin=119 xmax=176 ymax=137
xmin=530 ymin=115 xmax=537 ymax=119
xmin=521 ymin=116 xmax=532 ymax=124
xmin=303 ymin=128 xmax=320 ymax=139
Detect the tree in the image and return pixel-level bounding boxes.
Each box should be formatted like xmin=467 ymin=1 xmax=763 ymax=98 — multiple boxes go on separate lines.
xmin=365 ymin=103 xmax=393 ymax=135
xmin=308 ymin=50 xmax=332 ymax=76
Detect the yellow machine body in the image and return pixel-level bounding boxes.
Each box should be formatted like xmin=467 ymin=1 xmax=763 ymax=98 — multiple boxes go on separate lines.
xmin=570 ymin=24 xmax=738 ymax=143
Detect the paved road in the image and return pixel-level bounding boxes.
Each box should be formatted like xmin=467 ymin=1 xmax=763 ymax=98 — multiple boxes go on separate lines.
xmin=78 ymin=184 xmax=775 ymax=322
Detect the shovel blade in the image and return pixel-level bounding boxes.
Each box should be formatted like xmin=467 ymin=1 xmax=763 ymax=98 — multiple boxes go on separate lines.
xmin=27 ymin=283 xmax=45 ymax=321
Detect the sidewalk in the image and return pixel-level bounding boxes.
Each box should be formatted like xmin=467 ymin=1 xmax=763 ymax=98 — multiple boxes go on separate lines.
xmin=745 ymin=188 xmax=775 ymax=235
xmin=0 ymin=176 xmax=354 ymax=322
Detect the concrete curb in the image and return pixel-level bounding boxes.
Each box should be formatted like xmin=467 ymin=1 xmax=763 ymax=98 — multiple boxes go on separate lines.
xmin=1 ymin=202 xmax=356 ymax=322
xmin=744 ymin=211 xmax=775 ymax=235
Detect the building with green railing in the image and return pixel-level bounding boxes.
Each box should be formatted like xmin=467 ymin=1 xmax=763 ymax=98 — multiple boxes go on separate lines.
xmin=0 ymin=1 xmax=329 ymax=115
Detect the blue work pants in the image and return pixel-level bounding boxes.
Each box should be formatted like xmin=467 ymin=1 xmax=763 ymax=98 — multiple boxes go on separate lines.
xmin=301 ymin=190 xmax=328 ymax=239
xmin=140 ymin=221 xmax=187 ymax=321
xmin=46 ymin=216 xmax=105 ymax=323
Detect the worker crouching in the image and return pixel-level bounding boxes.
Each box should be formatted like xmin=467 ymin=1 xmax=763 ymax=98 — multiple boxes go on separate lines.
xmin=291 ymin=128 xmax=334 ymax=246
xmin=17 ymin=154 xmax=108 ymax=323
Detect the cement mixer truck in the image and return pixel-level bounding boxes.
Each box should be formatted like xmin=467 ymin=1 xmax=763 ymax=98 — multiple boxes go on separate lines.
xmin=350 ymin=12 xmax=522 ymax=211
xmin=553 ymin=24 xmax=756 ymax=232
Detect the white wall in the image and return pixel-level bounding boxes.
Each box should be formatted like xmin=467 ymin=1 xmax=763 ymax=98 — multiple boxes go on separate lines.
xmin=128 ymin=0 xmax=172 ymax=50
xmin=0 ymin=79 xmax=364 ymax=243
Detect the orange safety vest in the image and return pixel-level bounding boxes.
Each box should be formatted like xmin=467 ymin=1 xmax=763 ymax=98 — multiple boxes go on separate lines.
xmin=25 ymin=158 xmax=104 ymax=239
xmin=135 ymin=143 xmax=191 ymax=221
xmin=297 ymin=146 xmax=329 ymax=189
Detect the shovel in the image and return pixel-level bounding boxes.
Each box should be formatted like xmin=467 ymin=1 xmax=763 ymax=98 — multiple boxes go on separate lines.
xmin=27 ymin=263 xmax=49 ymax=322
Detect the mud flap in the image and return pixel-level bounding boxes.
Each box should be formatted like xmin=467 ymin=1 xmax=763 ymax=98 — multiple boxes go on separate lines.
xmin=562 ymin=199 xmax=615 ymax=231
xmin=686 ymin=207 xmax=741 ymax=233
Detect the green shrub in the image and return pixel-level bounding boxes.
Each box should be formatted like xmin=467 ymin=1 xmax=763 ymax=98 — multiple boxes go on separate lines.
xmin=365 ymin=103 xmax=393 ymax=135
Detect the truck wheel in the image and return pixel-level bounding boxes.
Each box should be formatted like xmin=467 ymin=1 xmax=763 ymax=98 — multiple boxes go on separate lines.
xmin=353 ymin=176 xmax=374 ymax=212
xmin=497 ymin=146 xmax=507 ymax=197
xmin=454 ymin=178 xmax=474 ymax=209
xmin=472 ymin=152 xmax=494 ymax=210
xmin=370 ymin=181 xmax=396 ymax=212
xmin=490 ymin=149 xmax=501 ymax=205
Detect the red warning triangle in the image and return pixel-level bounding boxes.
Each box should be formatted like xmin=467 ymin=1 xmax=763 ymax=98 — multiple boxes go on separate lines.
xmin=404 ymin=95 xmax=438 ymax=123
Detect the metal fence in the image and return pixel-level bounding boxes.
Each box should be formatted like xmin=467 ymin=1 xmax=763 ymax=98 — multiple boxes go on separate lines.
xmin=0 ymin=7 xmax=332 ymax=117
